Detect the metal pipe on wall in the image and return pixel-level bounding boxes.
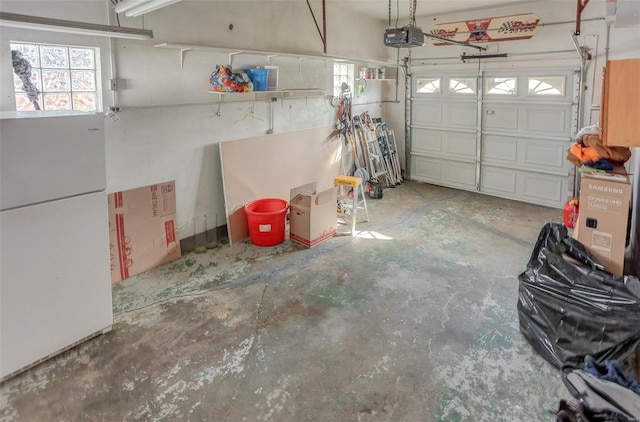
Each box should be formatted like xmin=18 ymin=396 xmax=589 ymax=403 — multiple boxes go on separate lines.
xmin=404 ymin=68 xmax=411 ymax=179
xmin=571 ymin=33 xmax=593 ymax=198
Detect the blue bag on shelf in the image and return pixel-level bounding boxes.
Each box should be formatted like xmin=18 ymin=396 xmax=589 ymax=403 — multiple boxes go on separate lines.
xmin=243 ymin=68 xmax=268 ymax=91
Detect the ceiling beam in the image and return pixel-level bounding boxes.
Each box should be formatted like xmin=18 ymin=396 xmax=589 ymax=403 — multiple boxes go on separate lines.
xmin=575 ymin=0 xmax=590 ymax=35
xmin=306 ymin=0 xmax=327 ymax=54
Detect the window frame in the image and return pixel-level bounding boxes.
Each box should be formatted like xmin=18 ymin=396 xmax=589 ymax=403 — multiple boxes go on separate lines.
xmin=333 ymin=62 xmax=354 ymax=97
xmin=415 ymin=77 xmax=441 ymax=94
xmin=485 ymin=76 xmax=518 ymax=96
xmin=10 ymin=41 xmax=102 ymax=112
xmin=449 ymin=77 xmax=477 ymax=95
xmin=527 ymin=75 xmax=566 ymax=96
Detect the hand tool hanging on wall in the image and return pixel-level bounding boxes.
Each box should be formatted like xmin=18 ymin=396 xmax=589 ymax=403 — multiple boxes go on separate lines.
xmin=336 ymin=83 xmax=361 ymax=176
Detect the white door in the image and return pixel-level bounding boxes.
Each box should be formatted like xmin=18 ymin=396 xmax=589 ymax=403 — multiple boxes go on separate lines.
xmin=409 ymin=69 xmax=577 ymax=208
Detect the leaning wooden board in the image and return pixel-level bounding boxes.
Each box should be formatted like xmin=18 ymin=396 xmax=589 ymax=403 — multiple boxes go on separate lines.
xmin=220 ymin=126 xmax=343 ymax=244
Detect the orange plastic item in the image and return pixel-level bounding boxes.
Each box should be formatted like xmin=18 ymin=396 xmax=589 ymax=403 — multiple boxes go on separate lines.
xmin=569 ymin=144 xmax=601 ymax=163
xmin=563 ymin=198 xmax=579 ymax=229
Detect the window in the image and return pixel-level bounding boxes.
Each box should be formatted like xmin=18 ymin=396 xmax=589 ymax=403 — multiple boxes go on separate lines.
xmin=333 ymin=63 xmax=354 ymax=96
xmin=11 ymin=42 xmax=100 ymax=112
xmin=449 ymin=77 xmax=476 ymax=94
xmin=416 ymin=77 xmax=441 ymax=94
xmin=528 ymin=76 xmax=565 ymax=96
xmin=486 ymin=77 xmax=517 ymax=95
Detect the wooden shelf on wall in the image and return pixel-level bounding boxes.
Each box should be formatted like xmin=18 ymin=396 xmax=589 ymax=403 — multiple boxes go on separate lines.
xmin=154 ymin=43 xmax=402 ymax=69
xmin=208 ymin=89 xmax=326 ymax=102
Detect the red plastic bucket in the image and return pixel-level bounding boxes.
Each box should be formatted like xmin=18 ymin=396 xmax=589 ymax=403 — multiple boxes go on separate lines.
xmin=244 ymin=198 xmax=288 ymax=246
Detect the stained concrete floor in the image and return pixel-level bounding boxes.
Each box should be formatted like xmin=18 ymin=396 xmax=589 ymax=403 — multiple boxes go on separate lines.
xmin=1 ymin=181 xmax=570 ymax=421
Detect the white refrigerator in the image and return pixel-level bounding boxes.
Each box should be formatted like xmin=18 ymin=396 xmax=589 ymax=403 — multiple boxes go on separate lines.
xmin=0 ymin=111 xmax=113 ymax=381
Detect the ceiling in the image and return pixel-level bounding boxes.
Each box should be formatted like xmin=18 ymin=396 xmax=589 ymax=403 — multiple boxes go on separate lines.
xmin=332 ymin=0 xmax=541 ymax=22
xmin=333 ymin=0 xmax=640 ymax=28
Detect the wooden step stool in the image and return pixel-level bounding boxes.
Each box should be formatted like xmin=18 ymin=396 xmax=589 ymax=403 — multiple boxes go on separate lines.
xmin=334 ymin=175 xmax=369 ymax=236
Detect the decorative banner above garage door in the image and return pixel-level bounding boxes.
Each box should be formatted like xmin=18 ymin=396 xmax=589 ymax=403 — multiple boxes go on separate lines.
xmin=429 ymin=13 xmax=542 ymax=45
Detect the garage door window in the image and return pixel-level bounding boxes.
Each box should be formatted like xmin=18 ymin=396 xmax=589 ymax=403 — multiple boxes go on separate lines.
xmin=449 ymin=77 xmax=476 ymax=94
xmin=528 ymin=76 xmax=565 ymax=96
xmin=416 ymin=77 xmax=441 ymax=94
xmin=11 ymin=42 xmax=99 ymax=112
xmin=486 ymin=76 xmax=517 ymax=95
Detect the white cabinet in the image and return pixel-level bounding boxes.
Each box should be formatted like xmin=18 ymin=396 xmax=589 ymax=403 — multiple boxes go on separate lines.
xmin=599 ymin=58 xmax=640 ymax=147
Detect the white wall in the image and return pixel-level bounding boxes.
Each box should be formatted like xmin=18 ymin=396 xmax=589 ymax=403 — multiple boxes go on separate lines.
xmin=0 ymin=0 xmax=393 ymax=240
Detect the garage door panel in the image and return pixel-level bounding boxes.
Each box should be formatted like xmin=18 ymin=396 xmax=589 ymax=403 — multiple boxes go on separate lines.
xmin=525 ymin=108 xmax=569 ymax=135
xmin=413 ymin=129 xmax=476 ymax=159
xmin=446 ymin=104 xmax=477 ymax=128
xmin=411 ymin=155 xmax=476 ymax=189
xmin=481 ymin=166 xmax=517 ymax=194
xmin=482 ymin=136 xmax=518 ymax=163
xmin=412 ymin=102 xmax=443 ymax=126
xmin=521 ymin=172 xmax=565 ymax=204
xmin=484 ymin=105 xmax=571 ymax=137
xmin=445 ymin=161 xmax=476 ymax=187
xmin=445 ymin=132 xmax=476 ymax=158
xmin=483 ymin=107 xmax=518 ymax=130
xmin=411 ymin=155 xmax=442 ymax=180
xmin=412 ymin=128 xmax=443 ymax=154
xmin=523 ymin=140 xmax=567 ymax=169
xmin=481 ymin=166 xmax=567 ymax=207
xmin=482 ymin=135 xmax=570 ymax=172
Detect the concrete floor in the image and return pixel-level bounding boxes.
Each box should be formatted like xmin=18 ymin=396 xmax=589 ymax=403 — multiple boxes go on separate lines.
xmin=1 ymin=181 xmax=569 ymax=421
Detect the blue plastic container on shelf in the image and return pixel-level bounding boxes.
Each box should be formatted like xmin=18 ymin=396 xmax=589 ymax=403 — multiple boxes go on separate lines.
xmin=243 ymin=68 xmax=268 ymax=91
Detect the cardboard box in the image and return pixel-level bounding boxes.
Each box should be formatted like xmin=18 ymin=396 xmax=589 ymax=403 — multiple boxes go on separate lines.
xmin=576 ymin=168 xmax=631 ymax=276
xmin=289 ymin=182 xmax=337 ymax=248
xmin=108 ymin=181 xmax=181 ymax=283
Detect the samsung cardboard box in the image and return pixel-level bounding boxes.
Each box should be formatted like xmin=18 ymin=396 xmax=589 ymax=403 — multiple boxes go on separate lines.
xmin=576 ymin=168 xmax=631 ymax=276
xmin=108 ymin=181 xmax=181 ymax=283
xmin=289 ymin=182 xmax=337 ymax=248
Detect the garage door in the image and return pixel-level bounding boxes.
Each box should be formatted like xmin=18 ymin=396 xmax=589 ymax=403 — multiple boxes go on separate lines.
xmin=409 ymin=69 xmax=578 ymax=208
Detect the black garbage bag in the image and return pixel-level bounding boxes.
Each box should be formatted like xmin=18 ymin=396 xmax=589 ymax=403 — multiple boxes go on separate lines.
xmin=518 ymin=222 xmax=640 ymax=370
